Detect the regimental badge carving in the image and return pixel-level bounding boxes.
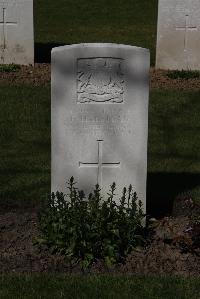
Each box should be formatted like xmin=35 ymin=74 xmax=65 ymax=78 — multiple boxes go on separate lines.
xmin=77 ymin=58 xmax=124 ymax=103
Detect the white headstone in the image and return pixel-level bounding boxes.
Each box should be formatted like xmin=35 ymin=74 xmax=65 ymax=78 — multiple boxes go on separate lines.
xmin=0 ymin=0 xmax=34 ymax=65
xmin=51 ymin=43 xmax=150 ymax=211
xmin=156 ymin=0 xmax=200 ymax=70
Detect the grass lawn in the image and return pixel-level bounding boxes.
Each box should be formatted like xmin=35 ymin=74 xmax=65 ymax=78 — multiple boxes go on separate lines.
xmin=34 ymin=0 xmax=158 ymax=65
xmin=0 ymin=85 xmax=199 ymax=209
xmin=0 ymin=274 xmax=199 ymax=299
xmin=149 ymin=89 xmax=200 ymax=173
xmin=0 ymin=85 xmax=50 ymax=208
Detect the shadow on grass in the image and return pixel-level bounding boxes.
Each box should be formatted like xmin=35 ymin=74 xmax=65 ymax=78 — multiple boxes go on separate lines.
xmin=35 ymin=42 xmax=66 ymax=63
xmin=147 ymin=172 xmax=200 ymax=218
xmin=0 ymin=173 xmax=199 ymax=217
xmin=35 ymin=42 xmax=156 ymax=64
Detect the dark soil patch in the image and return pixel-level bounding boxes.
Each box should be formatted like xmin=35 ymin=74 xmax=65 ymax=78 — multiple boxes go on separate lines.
xmin=0 ymin=64 xmax=50 ymax=86
xmin=0 ymin=64 xmax=200 ymax=90
xmin=0 ymin=201 xmax=199 ymax=276
xmin=150 ymin=68 xmax=200 ymax=90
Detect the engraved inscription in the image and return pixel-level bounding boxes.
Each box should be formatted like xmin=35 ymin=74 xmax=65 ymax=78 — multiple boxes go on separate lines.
xmin=77 ymin=58 xmax=124 ymax=103
xmin=79 ymin=140 xmax=120 ymax=186
xmin=65 ymin=108 xmax=133 ymax=137
xmin=175 ymin=4 xmax=186 ymax=15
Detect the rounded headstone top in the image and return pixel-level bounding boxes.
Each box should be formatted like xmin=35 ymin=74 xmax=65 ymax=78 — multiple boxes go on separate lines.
xmin=51 ymin=43 xmax=150 ymax=54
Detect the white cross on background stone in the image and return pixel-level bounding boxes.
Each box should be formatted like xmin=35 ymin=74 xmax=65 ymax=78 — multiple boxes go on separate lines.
xmin=176 ymin=14 xmax=197 ymax=52
xmin=0 ymin=7 xmax=18 ymax=50
xmin=79 ymin=140 xmax=120 ymax=187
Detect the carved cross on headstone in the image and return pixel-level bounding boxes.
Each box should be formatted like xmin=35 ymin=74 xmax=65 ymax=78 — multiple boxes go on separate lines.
xmin=0 ymin=7 xmax=18 ymax=50
xmin=176 ymin=14 xmax=197 ymax=52
xmin=79 ymin=140 xmax=120 ymax=187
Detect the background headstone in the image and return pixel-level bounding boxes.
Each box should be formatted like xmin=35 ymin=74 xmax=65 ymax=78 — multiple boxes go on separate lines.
xmin=0 ymin=0 xmax=34 ymax=65
xmin=52 ymin=43 xmax=150 ymax=211
xmin=156 ymin=0 xmax=200 ymax=70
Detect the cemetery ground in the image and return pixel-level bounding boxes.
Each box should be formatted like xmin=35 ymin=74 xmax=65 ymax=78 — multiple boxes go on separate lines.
xmin=34 ymin=0 xmax=158 ymax=65
xmin=0 ymin=0 xmax=200 ymax=296
xmin=0 ymin=66 xmax=200 ymax=283
xmin=0 ymin=275 xmax=200 ymax=299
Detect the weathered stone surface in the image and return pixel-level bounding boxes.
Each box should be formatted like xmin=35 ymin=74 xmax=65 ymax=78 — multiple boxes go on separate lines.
xmin=0 ymin=0 xmax=34 ymax=65
xmin=156 ymin=0 xmax=200 ymax=70
xmin=51 ymin=43 xmax=150 ymax=211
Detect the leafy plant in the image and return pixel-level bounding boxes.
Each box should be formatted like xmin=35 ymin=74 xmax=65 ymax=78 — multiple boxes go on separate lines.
xmin=0 ymin=64 xmax=20 ymax=73
xmin=37 ymin=177 xmax=145 ymax=270
xmin=167 ymin=69 xmax=200 ymax=80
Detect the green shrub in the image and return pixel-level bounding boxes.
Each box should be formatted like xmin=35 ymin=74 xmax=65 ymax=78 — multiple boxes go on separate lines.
xmin=37 ymin=177 xmax=145 ymax=270
xmin=167 ymin=70 xmax=200 ymax=80
xmin=0 ymin=64 xmax=20 ymax=73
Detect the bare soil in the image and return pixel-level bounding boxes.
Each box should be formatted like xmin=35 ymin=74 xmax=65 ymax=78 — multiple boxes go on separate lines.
xmin=0 ymin=64 xmax=200 ymax=90
xmin=150 ymin=68 xmax=200 ymax=90
xmin=0 ymin=64 xmax=50 ymax=86
xmin=0 ymin=199 xmax=199 ymax=275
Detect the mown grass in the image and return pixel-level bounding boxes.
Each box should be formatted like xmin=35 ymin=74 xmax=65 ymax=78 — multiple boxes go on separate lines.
xmin=0 ymin=274 xmax=199 ymax=299
xmin=0 ymin=85 xmax=199 ymax=208
xmin=34 ymin=0 xmax=158 ymax=65
xmin=0 ymin=85 xmax=50 ymax=208
xmin=148 ymin=89 xmax=200 ymax=173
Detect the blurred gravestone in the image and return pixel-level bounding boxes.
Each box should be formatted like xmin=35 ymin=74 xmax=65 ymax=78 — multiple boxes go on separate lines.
xmin=0 ymin=0 xmax=34 ymax=65
xmin=51 ymin=43 xmax=150 ymax=211
xmin=156 ymin=0 xmax=200 ymax=70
